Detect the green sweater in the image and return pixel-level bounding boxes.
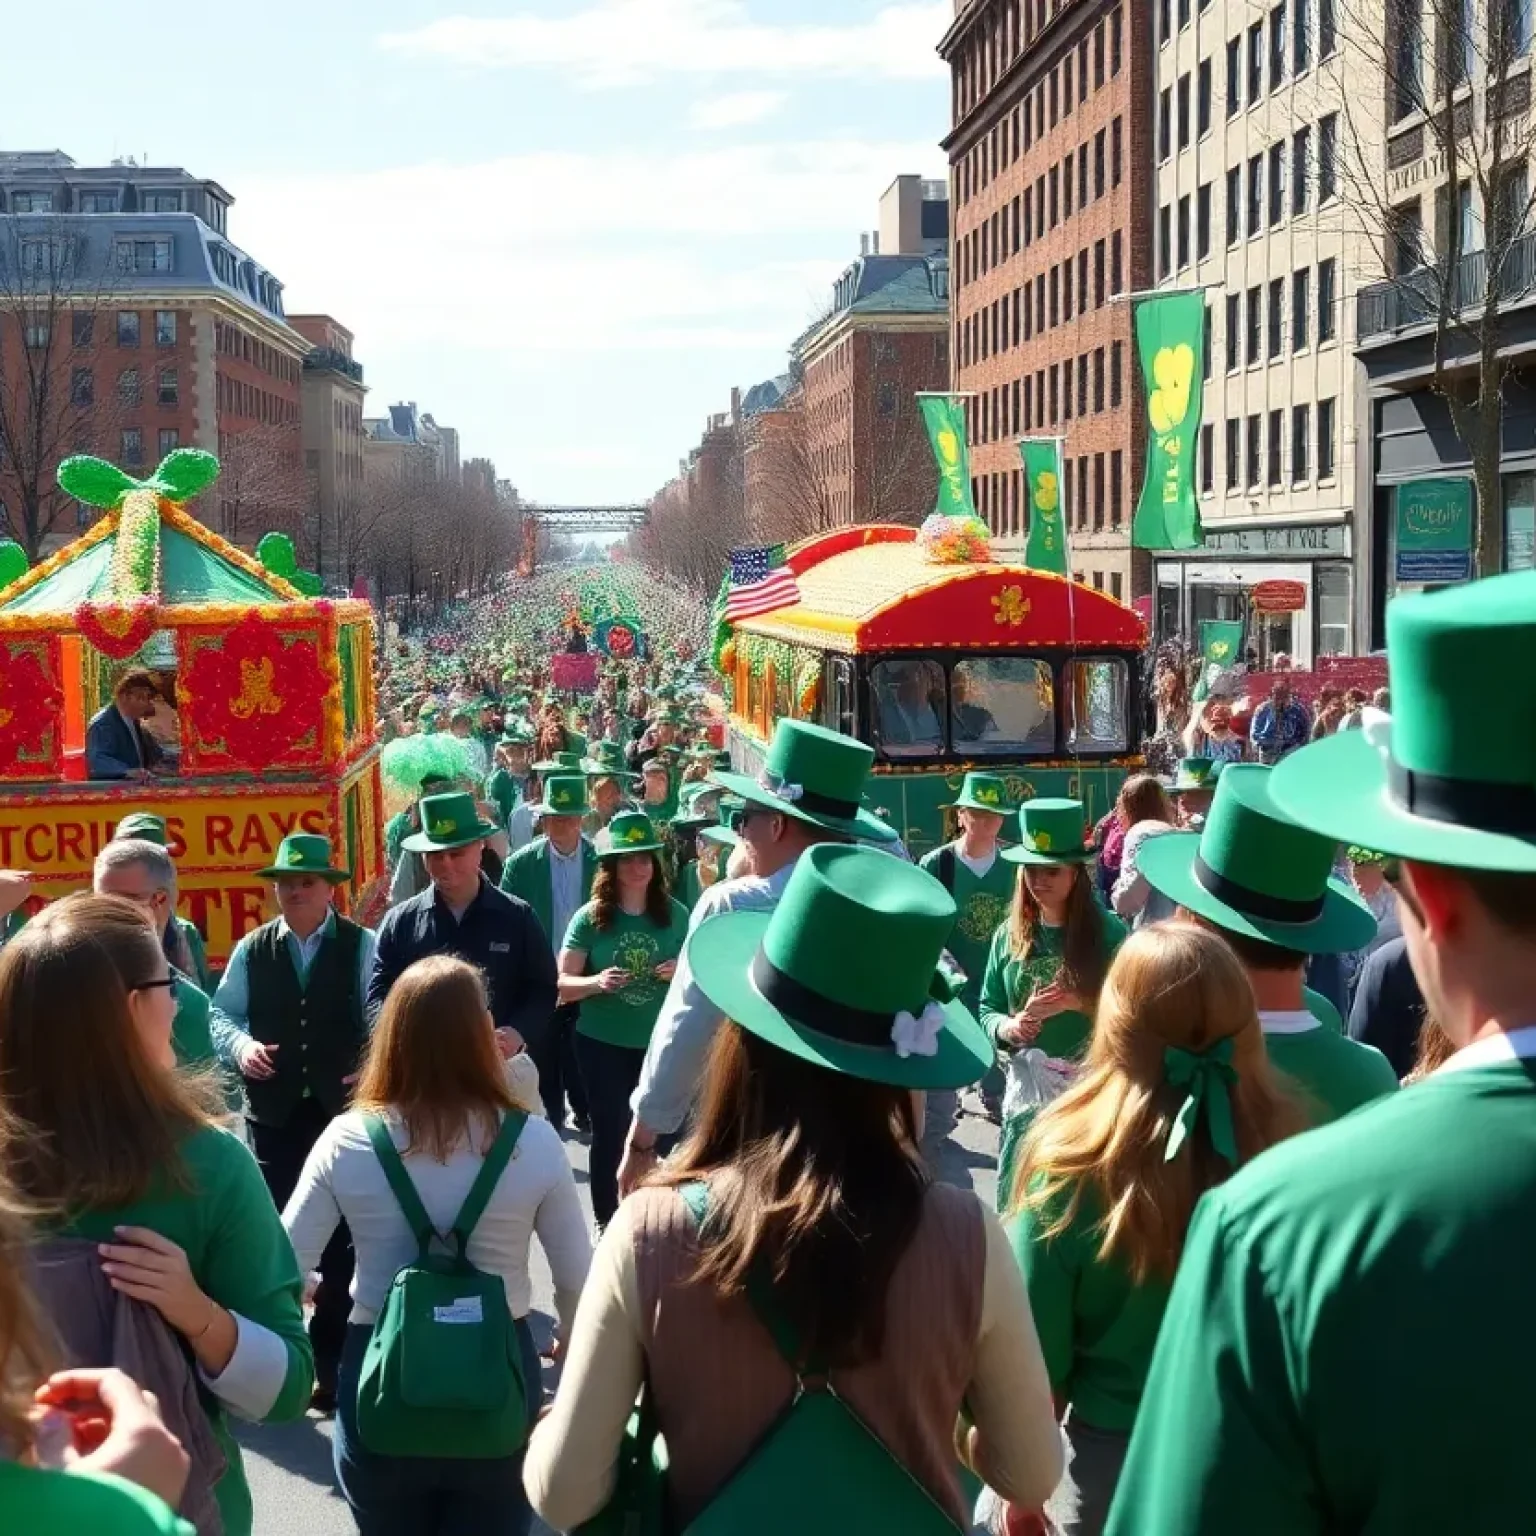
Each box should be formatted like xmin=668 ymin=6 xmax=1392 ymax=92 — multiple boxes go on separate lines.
xmin=59 ymin=1126 xmax=313 ymax=1536
xmin=1262 ymin=1013 xmax=1399 ymax=1125
xmin=1008 ymin=1184 xmax=1171 ymax=1433
xmin=563 ymin=898 xmax=690 ymax=1048
xmin=917 ymin=842 xmax=1015 ymax=1013
xmin=0 ymin=1464 xmax=191 ymax=1536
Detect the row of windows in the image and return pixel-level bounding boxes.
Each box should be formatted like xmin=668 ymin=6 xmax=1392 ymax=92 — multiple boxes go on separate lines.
xmin=974 ymin=450 xmax=1128 ymax=541
xmin=214 ymin=321 xmax=302 ymax=386
xmin=958 ymin=232 xmax=1125 ymax=367
xmin=69 ymin=366 xmax=179 ymax=409
xmin=1391 ymin=0 xmax=1532 ymax=124
xmin=956 ymin=9 xmax=1127 ymax=205
xmin=116 ymin=427 xmax=181 ymax=468
xmin=1197 ymin=398 xmax=1337 ymax=494
xmin=4 ymin=189 xmax=185 ymax=215
xmin=215 ymin=373 xmax=298 ymax=428
xmin=18 ymin=308 xmax=178 ymax=352
xmin=970 ymin=346 xmax=1128 ymax=442
xmin=1214 ymin=259 xmax=1340 ymax=371
xmin=1217 ymin=0 xmax=1337 ymax=117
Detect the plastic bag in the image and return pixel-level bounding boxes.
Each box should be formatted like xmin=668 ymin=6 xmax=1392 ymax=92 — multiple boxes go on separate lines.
xmin=1000 ymin=1048 xmax=1079 ymax=1124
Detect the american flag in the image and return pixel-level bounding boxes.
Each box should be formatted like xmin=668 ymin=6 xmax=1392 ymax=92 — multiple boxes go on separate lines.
xmin=724 ymin=545 xmax=801 ymax=621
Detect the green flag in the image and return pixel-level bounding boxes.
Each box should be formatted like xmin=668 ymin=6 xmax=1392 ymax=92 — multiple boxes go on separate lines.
xmin=1132 ymin=292 xmax=1206 ymax=551
xmin=1193 ymin=619 xmax=1244 ymax=701
xmin=1020 ymin=439 xmax=1068 ymax=575
xmin=918 ymin=396 xmax=979 ymax=519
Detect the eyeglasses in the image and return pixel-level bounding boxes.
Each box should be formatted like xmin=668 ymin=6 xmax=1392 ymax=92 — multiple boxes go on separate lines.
xmin=132 ymin=975 xmax=179 ymax=998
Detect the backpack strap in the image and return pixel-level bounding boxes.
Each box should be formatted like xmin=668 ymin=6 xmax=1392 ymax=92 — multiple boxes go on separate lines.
xmin=365 ymin=1114 xmax=436 ymax=1257
xmin=450 ymin=1111 xmax=528 ymax=1255
xmin=936 ymin=844 xmax=956 ymax=895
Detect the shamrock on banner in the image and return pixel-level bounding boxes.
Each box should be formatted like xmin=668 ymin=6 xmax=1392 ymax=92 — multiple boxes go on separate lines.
xmin=1020 ymin=439 xmax=1068 ymax=575
xmin=1131 ymin=292 xmax=1206 ymax=552
xmin=918 ymin=396 xmax=979 ymax=520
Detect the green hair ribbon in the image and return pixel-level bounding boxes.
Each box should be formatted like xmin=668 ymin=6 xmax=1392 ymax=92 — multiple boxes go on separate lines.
xmin=1163 ymin=1039 xmax=1238 ymax=1165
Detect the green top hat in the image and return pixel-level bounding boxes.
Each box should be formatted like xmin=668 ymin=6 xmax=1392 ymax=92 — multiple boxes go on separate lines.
xmin=711 ymin=719 xmax=896 ymax=844
xmin=1272 ymin=570 xmax=1536 ymax=872
xmin=1168 ymin=757 xmax=1223 ymax=794
xmin=670 ymin=782 xmax=719 ymax=830
xmin=582 ymin=741 xmax=639 ymax=780
xmin=699 ymin=795 xmax=744 ymax=848
xmin=532 ymin=749 xmax=585 ymax=774
xmin=1002 ymin=799 xmax=1095 ymax=864
xmin=946 ymin=772 xmax=1011 ymax=815
xmin=401 ymin=792 xmax=501 ymax=854
xmin=687 ymin=844 xmax=991 ymax=1090
xmin=531 ymin=775 xmax=591 ymax=818
xmin=114 ymin=812 xmax=168 ymax=847
xmin=1138 ymin=764 xmax=1377 ymax=953
xmin=257 ymin=833 xmax=350 ymax=883
xmin=597 ymin=810 xmax=666 ymax=857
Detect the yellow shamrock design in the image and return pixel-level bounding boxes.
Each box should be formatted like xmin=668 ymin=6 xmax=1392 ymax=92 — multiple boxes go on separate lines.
xmin=286 ymin=847 xmax=305 ymax=866
xmin=936 ymin=428 xmax=961 ymax=467
xmin=1031 ymin=829 xmax=1053 ymax=851
xmin=1149 ymin=345 xmax=1195 ymax=434
xmin=1032 ymin=470 xmax=1059 ymax=512
xmin=975 ymin=785 xmax=1000 ymax=805
xmin=431 ymin=819 xmax=458 ymax=836
xmin=625 ymin=824 xmax=647 ymax=843
xmin=1210 ymin=640 xmax=1231 ymax=660
xmin=992 ymin=585 xmax=1029 ymax=627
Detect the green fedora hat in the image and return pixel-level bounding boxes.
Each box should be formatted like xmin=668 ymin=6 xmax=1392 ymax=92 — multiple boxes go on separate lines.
xmin=1002 ymin=798 xmax=1095 ymax=864
xmin=1272 ymin=570 xmax=1536 ymax=872
xmin=582 ymin=741 xmax=639 ymax=781
xmin=687 ymin=843 xmax=992 ymax=1090
xmin=531 ymin=748 xmax=586 ymax=774
xmin=699 ymin=795 xmax=744 ymax=849
xmin=711 ymin=719 xmax=896 ymax=843
xmin=1138 ymin=764 xmax=1376 ymax=953
xmin=401 ymin=792 xmax=501 ymax=854
xmin=531 ymin=774 xmax=590 ymax=818
xmin=114 ymin=812 xmax=168 ymax=847
xmin=1167 ymin=757 xmax=1224 ymax=794
xmin=597 ymin=809 xmax=666 ymax=857
xmin=945 ymin=772 xmax=1011 ymax=815
xmin=671 ymin=783 xmax=719 ymax=831
xmin=256 ymin=832 xmax=350 ymax=883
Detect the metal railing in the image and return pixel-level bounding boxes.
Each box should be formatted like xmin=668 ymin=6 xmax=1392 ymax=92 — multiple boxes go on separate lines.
xmin=303 ymin=346 xmax=364 ymax=383
xmin=1357 ymin=228 xmax=1536 ymax=339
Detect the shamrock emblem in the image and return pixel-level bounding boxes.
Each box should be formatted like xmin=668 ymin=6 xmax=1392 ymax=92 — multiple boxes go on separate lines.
xmin=1032 ymin=470 xmax=1059 ymax=512
xmin=1149 ymin=345 xmax=1195 ymax=434
xmin=1189 ymin=763 xmax=1211 ymax=783
xmin=431 ymin=819 xmax=458 ymax=836
xmin=625 ymin=824 xmax=648 ymax=843
xmin=1030 ymin=829 xmax=1054 ymax=852
xmin=992 ymin=585 xmax=1029 ymax=627
xmin=286 ymin=847 xmax=305 ymax=866
xmin=936 ymin=428 xmax=961 ymax=467
xmin=1210 ymin=640 xmax=1231 ymax=660
xmin=975 ymin=785 xmax=1000 ymax=805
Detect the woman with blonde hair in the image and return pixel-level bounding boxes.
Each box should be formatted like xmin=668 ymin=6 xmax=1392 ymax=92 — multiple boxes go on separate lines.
xmin=283 ymin=955 xmax=590 ymax=1536
xmin=0 ymin=895 xmax=313 ymax=1536
xmin=1005 ymin=923 xmax=1308 ymax=1534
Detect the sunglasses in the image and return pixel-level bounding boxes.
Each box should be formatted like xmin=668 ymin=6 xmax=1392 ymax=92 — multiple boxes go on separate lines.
xmin=133 ymin=975 xmax=180 ymax=998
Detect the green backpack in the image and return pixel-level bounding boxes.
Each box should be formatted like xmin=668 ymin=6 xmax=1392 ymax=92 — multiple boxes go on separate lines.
xmin=356 ymin=1111 xmax=529 ymax=1459
xmin=578 ymin=1183 xmax=962 ymax=1535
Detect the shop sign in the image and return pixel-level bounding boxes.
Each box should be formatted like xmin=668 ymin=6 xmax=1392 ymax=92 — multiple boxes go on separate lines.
xmin=1196 ymin=524 xmax=1350 ymax=557
xmin=1396 ymin=479 xmax=1473 ymax=582
xmin=1250 ymin=579 xmax=1308 ymax=613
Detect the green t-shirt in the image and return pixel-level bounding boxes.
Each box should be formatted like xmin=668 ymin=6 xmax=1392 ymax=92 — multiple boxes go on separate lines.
xmin=979 ymin=907 xmax=1129 ymax=1060
xmin=0 ymin=1464 xmax=192 ymax=1536
xmin=1262 ymin=1015 xmax=1399 ymax=1126
xmin=1007 ymin=1184 xmax=1172 ymax=1433
xmin=918 ymin=842 xmax=1015 ymax=1013
xmin=176 ymin=918 xmax=212 ymax=993
xmin=563 ymin=898 xmax=691 ymax=1048
xmin=1106 ymin=1056 xmax=1536 ymax=1535
xmin=58 ymin=1125 xmax=313 ymax=1536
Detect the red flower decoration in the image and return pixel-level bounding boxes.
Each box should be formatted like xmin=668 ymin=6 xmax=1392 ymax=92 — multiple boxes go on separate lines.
xmin=0 ymin=640 xmax=63 ymax=779
xmin=76 ymin=598 xmax=160 ymax=660
xmin=180 ymin=612 xmax=329 ymax=772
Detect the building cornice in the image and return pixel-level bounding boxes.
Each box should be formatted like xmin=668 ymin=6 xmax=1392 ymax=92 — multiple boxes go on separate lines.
xmin=798 ymin=307 xmax=949 ymax=368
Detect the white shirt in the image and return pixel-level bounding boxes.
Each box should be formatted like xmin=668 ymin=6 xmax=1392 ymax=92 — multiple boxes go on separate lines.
xmin=547 ymin=840 xmax=588 ymax=959
xmin=283 ymin=1105 xmax=591 ymax=1334
xmin=956 ymin=846 xmax=999 ymax=879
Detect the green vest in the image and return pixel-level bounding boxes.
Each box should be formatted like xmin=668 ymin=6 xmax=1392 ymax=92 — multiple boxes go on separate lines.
xmin=243 ymin=917 xmax=366 ymax=1127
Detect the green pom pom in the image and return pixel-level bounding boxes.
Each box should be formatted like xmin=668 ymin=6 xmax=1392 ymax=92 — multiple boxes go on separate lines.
xmin=58 ymin=455 xmax=139 ymax=510
xmin=0 ymin=541 xmax=28 ymax=590
xmin=292 ymin=570 xmax=324 ymax=596
xmin=149 ymin=449 xmax=220 ymax=503
xmin=380 ymin=732 xmax=483 ymax=797
xmin=256 ymin=533 xmax=298 ymax=577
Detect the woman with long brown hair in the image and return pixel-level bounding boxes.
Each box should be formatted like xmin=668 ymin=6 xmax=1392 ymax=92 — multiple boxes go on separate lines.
xmin=1108 ymin=774 xmax=1179 ymax=929
xmin=282 ymin=954 xmax=589 ymax=1536
xmin=981 ymin=800 xmax=1128 ymax=1210
xmin=557 ymin=811 xmax=689 ymax=1230
xmin=0 ymin=895 xmax=312 ymax=1536
xmin=526 ymin=846 xmax=1065 ymax=1532
xmin=1005 ymin=924 xmax=1308 ymax=1533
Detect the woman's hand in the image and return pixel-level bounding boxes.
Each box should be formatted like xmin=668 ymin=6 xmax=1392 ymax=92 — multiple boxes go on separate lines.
xmin=495 ymin=1027 xmax=525 ymax=1059
xmin=98 ymin=1227 xmax=217 ymax=1341
xmin=595 ymin=967 xmax=629 ymax=993
xmin=1001 ymin=1014 xmax=1042 ymax=1047
xmin=1020 ymin=979 xmax=1083 ymax=1025
xmin=653 ymin=959 xmax=678 ymax=982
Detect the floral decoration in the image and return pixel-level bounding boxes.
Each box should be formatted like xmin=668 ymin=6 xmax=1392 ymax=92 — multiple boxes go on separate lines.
xmin=75 ymin=598 xmax=160 ymax=660
xmin=917 ymin=513 xmax=993 ymax=566
xmin=0 ymin=637 xmax=63 ymax=780
xmin=992 ymin=585 xmax=1030 ymax=627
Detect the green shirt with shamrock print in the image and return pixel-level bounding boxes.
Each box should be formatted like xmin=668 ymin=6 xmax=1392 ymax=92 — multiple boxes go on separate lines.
xmin=917 ymin=841 xmax=1016 ymax=1014
xmin=563 ymin=898 xmax=691 ymax=1049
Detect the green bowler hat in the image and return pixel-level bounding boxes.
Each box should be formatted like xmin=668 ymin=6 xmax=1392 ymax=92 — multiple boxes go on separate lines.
xmin=688 ymin=843 xmax=992 ymax=1090
xmin=1138 ymin=764 xmax=1377 ymax=953
xmin=1272 ymin=570 xmax=1536 ymax=872
xmin=531 ymin=749 xmax=586 ymax=774
xmin=582 ymin=741 xmax=639 ymax=781
xmin=257 ymin=833 xmax=350 ymax=883
xmin=1168 ymin=757 xmax=1223 ymax=794
xmin=114 ymin=812 xmax=168 ymax=847
xmin=598 ymin=810 xmax=666 ymax=856
xmin=1002 ymin=798 xmax=1095 ymax=865
xmin=531 ymin=775 xmax=590 ymax=818
xmin=946 ymin=772 xmax=1011 ymax=814
xmin=401 ymin=792 xmax=501 ymax=854
xmin=711 ymin=719 xmax=896 ymax=843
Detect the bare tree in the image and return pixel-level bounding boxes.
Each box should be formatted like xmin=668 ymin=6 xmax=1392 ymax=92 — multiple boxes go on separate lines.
xmin=742 ymin=391 xmax=839 ymax=543
xmin=629 ymin=418 xmax=750 ymax=592
xmin=864 ymin=336 xmax=945 ymax=526
xmin=216 ymin=424 xmax=315 ymax=550
xmin=1339 ymin=0 xmax=1536 ymax=573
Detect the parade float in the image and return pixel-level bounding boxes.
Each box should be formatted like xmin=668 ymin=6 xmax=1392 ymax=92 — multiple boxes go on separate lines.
xmin=0 ymin=450 xmax=384 ymax=967
xmin=717 ymin=522 xmax=1148 ymax=858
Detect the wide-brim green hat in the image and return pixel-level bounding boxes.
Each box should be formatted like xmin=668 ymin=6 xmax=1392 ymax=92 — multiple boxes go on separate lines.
xmin=1138 ymin=765 xmax=1377 ymax=953
xmin=1271 ymin=570 xmax=1536 ymax=872
xmin=698 ymin=796 xmax=743 ymax=848
xmin=710 ymin=719 xmax=896 ymax=844
xmin=530 ymin=774 xmax=591 ymax=817
xmin=258 ymin=832 xmax=350 ymax=882
xmin=944 ymin=772 xmax=1011 ymax=815
xmin=114 ymin=812 xmax=169 ymax=847
xmin=1166 ymin=757 xmax=1224 ymax=794
xmin=532 ymin=750 xmax=586 ymax=774
xmin=687 ymin=844 xmax=991 ymax=1090
xmin=582 ymin=746 xmax=639 ymax=781
xmin=401 ymin=792 xmax=501 ymax=853
xmin=597 ymin=810 xmax=666 ymax=856
xmin=1002 ymin=798 xmax=1096 ymax=865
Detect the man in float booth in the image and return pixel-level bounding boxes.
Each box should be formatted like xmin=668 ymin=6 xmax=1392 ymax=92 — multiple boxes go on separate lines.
xmin=85 ymin=669 xmax=169 ymax=781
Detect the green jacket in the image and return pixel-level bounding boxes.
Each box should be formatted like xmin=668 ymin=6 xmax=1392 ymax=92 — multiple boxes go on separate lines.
xmin=171 ymin=968 xmax=216 ymax=1070
xmin=499 ymin=837 xmax=599 ymax=952
xmin=176 ymin=917 xmax=213 ymax=993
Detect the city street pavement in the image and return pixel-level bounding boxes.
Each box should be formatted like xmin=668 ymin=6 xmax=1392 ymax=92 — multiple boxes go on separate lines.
xmin=237 ymin=1105 xmax=1001 ymax=1535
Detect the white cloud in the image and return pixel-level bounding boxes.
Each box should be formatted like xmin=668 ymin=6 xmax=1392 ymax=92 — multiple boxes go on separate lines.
xmin=378 ymin=0 xmax=949 ymax=89
xmin=687 ymin=90 xmax=786 ymax=131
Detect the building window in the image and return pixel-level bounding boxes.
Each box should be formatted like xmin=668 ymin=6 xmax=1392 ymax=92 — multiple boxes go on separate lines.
xmin=72 ymin=312 xmax=94 ymax=348
xmin=1295 ymin=0 xmax=1312 ymax=69
xmin=155 ymin=310 xmax=176 ymax=347
xmin=1226 ymin=293 xmax=1241 ymax=370
xmin=1320 ymin=0 xmax=1337 ymax=51
xmin=158 ymin=428 xmax=180 ymax=457
xmin=1268 ymin=407 xmax=1284 ymax=485
xmin=877 ymin=381 xmax=898 ymax=417
xmin=1227 ymin=36 xmax=1242 ymax=115
xmin=19 ymin=237 xmax=73 ymax=277
xmin=117 ymin=311 xmax=140 ymax=347
xmin=1270 ymin=2 xmax=1288 ymax=86
xmin=1318 ymin=397 xmax=1337 ymax=478
xmin=114 ymin=238 xmax=173 ymax=274
xmin=1392 ymin=0 xmax=1423 ymax=120
xmin=70 ymin=368 xmax=93 ymax=406
xmin=1293 ymin=127 xmax=1311 ymax=215
xmin=1201 ymin=422 xmax=1215 ymax=492
xmin=158 ymin=367 xmax=178 ymax=406
xmin=1112 ymin=117 xmax=1123 ymax=184
xmin=1292 ymin=403 xmax=1311 ymax=479
xmin=1268 ymin=277 xmax=1285 ymax=356
xmin=1110 ymin=231 xmax=1123 ymax=293
xmin=1198 ymin=58 xmax=1213 ymax=136
xmin=75 ymin=500 xmax=91 ymax=529
xmin=1159 ymin=205 xmax=1173 ymax=276
xmin=1226 ymin=419 xmax=1241 ymax=488
xmin=143 ymin=192 xmax=183 ymax=213
xmin=1094 ymin=129 xmax=1106 ymax=197
xmin=1159 ymin=0 xmax=1172 ymax=43
xmin=1110 ymin=449 xmax=1124 ymax=524
xmin=1293 ymin=268 xmax=1311 ymax=348
xmin=1227 ymin=165 xmax=1242 ymax=245
xmin=1203 ymin=302 xmax=1214 ymax=378
xmin=78 ymin=192 xmax=117 ymax=213
xmin=1177 ymin=73 xmax=1191 ymax=148
xmin=1110 ymin=341 xmax=1124 ymax=406
xmin=1248 ymin=22 xmax=1265 ymax=99
xmin=1159 ymin=88 xmax=1172 ymax=160
xmin=121 ymin=428 xmax=143 ymax=466
xmin=10 ymin=191 xmax=53 ymax=213
xmin=1094 ymin=347 xmax=1105 ymax=411
xmin=1318 ymin=257 xmax=1337 ymax=340
xmin=1391 ymin=199 xmax=1424 ymax=274
xmin=1247 ymin=285 xmax=1262 ymax=362
xmin=1112 ymin=5 xmax=1124 ymax=70
xmin=1246 ymin=413 xmax=1262 ymax=487
xmin=1268 ymin=142 xmax=1285 ymax=225
xmin=1319 ymin=113 xmax=1338 ymax=200
xmin=1317 ymin=565 xmax=1351 ymax=654
xmin=23 ymin=315 xmax=49 ymax=350
xmin=118 ymin=368 xmax=141 ymax=407
xmin=1177 ymin=194 xmax=1191 ymax=267
xmin=1197 ymin=182 xmax=1212 ymax=258
xmin=1504 ymin=0 xmax=1535 ymax=56
xmin=1095 ymin=238 xmax=1106 ymax=305
xmin=1247 ymin=154 xmax=1264 ymax=236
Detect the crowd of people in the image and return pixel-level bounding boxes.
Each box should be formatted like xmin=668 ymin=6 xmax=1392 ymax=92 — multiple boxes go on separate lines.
xmin=0 ymin=566 xmax=1532 ymax=1536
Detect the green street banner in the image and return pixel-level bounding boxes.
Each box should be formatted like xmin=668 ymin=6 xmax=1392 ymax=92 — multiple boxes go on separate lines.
xmin=1395 ymin=479 xmax=1473 ymax=582
xmin=919 ymin=396 xmax=979 ymax=520
xmin=1020 ymin=439 xmax=1068 ymax=575
xmin=1192 ymin=618 xmax=1245 ymax=701
xmin=1132 ymin=292 xmax=1206 ymax=551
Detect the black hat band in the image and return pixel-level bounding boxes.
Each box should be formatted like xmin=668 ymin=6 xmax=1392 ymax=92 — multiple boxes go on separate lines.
xmin=755 ymin=770 xmax=859 ymax=821
xmin=752 ymin=949 xmax=912 ymax=1049
xmin=1194 ymin=854 xmax=1326 ymax=924
xmin=1388 ymin=757 xmax=1536 ymax=837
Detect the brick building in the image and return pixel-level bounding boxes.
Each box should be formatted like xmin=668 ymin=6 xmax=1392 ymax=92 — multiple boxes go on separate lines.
xmin=290 ymin=314 xmax=366 ymax=587
xmin=0 ymin=151 xmax=307 ymax=556
xmin=940 ymin=0 xmax=1154 ymax=601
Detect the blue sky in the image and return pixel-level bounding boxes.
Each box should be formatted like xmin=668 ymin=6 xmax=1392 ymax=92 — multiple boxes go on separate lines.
xmin=4 ymin=0 xmax=949 ymax=504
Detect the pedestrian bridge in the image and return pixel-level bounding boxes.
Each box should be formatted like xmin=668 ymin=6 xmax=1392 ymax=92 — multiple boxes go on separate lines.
xmin=526 ymin=504 xmax=648 ymax=530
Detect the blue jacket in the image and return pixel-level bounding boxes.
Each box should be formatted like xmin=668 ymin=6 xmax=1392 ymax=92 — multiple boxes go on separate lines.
xmin=85 ymin=704 xmax=164 ymax=779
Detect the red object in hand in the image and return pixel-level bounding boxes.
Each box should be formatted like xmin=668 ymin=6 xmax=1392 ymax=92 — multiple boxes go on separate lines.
xmin=1002 ymin=1508 xmax=1052 ymax=1536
